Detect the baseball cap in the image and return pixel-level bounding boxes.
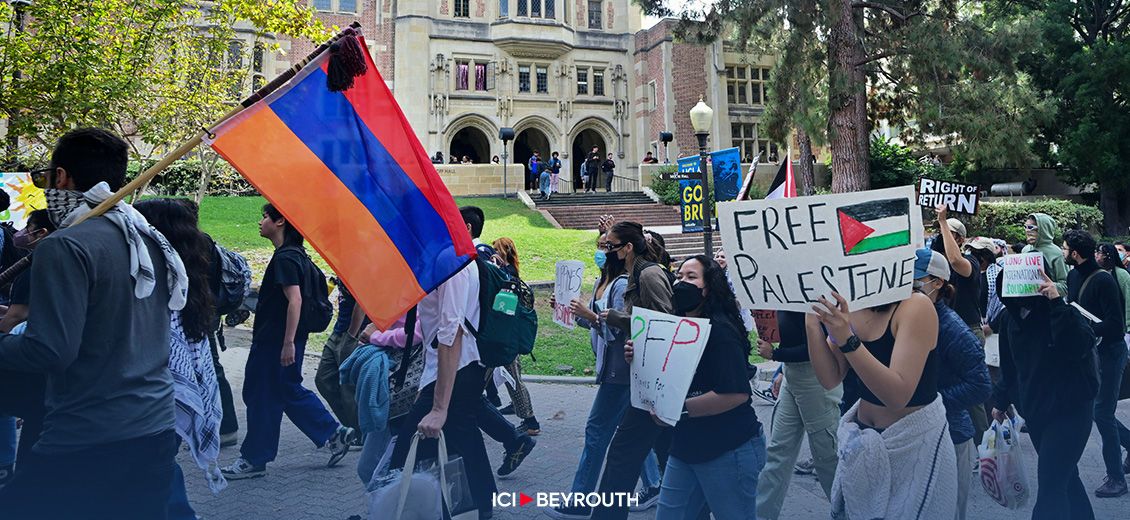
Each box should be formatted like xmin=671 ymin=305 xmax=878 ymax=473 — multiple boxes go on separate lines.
xmin=945 ymin=218 xmax=967 ymax=238
xmin=964 ymin=236 xmax=997 ymax=254
xmin=914 ymin=248 xmax=951 ymax=280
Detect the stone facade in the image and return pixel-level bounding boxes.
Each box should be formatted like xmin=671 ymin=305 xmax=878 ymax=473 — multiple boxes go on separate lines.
xmin=435 ymin=163 xmax=526 ymax=196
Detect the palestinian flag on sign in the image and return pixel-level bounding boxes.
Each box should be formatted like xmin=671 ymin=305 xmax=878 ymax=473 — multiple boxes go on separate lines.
xmin=765 ymin=158 xmax=796 ymax=200
xmin=837 ymin=198 xmax=912 ymax=256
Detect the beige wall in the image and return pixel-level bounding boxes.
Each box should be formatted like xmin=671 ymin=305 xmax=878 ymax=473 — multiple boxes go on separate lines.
xmin=435 ymin=163 xmax=525 ymax=196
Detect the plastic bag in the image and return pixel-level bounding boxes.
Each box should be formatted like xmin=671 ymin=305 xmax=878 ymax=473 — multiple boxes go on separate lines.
xmin=367 ymin=432 xmax=476 ymax=520
xmin=978 ymin=417 xmax=1030 ymax=509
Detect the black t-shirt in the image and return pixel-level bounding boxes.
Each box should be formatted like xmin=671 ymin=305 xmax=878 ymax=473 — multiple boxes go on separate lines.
xmin=253 ymin=248 xmax=308 ymax=345
xmin=9 ymin=269 xmax=30 ymax=306
xmin=947 ymin=253 xmax=983 ymax=329
xmin=670 ymin=316 xmax=762 ymax=464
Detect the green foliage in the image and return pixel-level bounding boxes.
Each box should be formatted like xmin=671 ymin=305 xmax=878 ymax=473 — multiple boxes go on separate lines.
xmin=967 ymin=199 xmax=1104 ymax=243
xmin=869 ymin=136 xmax=958 ymax=189
xmin=651 ymin=167 xmax=680 ymax=205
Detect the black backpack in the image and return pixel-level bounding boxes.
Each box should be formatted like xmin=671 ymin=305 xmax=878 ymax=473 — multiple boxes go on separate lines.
xmin=0 ymin=222 xmax=28 ymax=274
xmin=279 ymin=247 xmax=333 ymax=334
xmin=212 ymin=244 xmax=251 ymax=316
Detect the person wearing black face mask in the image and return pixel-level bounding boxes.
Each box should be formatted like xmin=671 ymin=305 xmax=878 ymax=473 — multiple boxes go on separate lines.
xmin=623 ymin=255 xmax=763 ymax=519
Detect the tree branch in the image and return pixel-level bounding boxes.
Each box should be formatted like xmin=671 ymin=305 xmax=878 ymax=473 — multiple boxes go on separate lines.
xmin=851 ymin=2 xmax=922 ymax=22
xmin=856 ymin=49 xmax=903 ymax=67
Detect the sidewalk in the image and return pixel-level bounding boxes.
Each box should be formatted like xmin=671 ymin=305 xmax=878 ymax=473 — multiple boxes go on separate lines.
xmin=182 ymin=329 xmax=1130 ymax=519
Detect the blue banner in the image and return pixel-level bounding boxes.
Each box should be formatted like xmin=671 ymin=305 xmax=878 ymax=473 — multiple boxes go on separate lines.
xmin=677 ymin=156 xmax=704 ymax=233
xmin=710 ymin=147 xmax=742 ymax=202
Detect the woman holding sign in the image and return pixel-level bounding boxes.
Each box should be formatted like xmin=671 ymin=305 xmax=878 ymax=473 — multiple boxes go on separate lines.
xmin=805 ymin=283 xmax=956 ymax=518
xmin=626 ymin=255 xmax=764 ymax=520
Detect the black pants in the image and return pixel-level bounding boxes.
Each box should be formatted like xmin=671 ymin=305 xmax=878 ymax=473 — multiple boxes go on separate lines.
xmin=591 ymin=407 xmax=672 ymax=520
xmin=0 ymin=369 xmax=46 ymax=463
xmin=479 ymin=395 xmax=525 ymax=450
xmin=210 ymin=329 xmax=239 ymax=435
xmin=0 ymin=429 xmax=177 ymax=520
xmin=1027 ymin=404 xmax=1095 ymax=520
xmin=391 ymin=363 xmax=495 ymax=515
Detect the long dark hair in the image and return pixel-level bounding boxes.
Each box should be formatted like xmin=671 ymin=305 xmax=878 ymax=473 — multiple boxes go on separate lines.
xmin=683 ymin=254 xmax=753 ymax=358
xmin=597 ymin=233 xmax=627 ymax=287
xmin=136 ymin=198 xmax=216 ymax=342
xmin=264 ymin=203 xmax=304 ymax=247
xmin=610 ymin=221 xmax=647 ymax=259
xmin=1098 ymin=243 xmax=1127 ymax=274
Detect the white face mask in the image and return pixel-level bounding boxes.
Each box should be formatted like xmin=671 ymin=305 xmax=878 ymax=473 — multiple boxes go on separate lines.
xmin=913 ymin=279 xmax=939 ymax=298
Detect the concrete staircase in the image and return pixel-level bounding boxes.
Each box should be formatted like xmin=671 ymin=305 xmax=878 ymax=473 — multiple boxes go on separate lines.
xmin=659 ymin=232 xmax=722 ymax=262
xmin=538 ymin=192 xmax=682 ymax=230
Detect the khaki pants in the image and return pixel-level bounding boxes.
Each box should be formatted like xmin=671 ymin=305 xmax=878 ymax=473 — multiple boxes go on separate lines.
xmin=955 ymin=439 xmax=975 ymax=520
xmin=314 ymin=331 xmax=360 ymax=430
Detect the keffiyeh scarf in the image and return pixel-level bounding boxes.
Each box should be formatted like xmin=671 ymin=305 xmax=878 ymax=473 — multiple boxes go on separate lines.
xmin=170 ymin=312 xmax=226 ymax=494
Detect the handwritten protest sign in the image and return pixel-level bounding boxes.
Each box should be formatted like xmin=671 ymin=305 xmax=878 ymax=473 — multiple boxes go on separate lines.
xmin=553 ymin=260 xmax=585 ymax=328
xmin=1 ymin=173 xmax=47 ymax=228
xmin=678 ymin=156 xmax=704 ymax=233
xmin=717 ymin=186 xmax=924 ymax=313
xmin=1001 ymin=252 xmax=1044 ymax=297
xmin=630 ymin=307 xmax=711 ymax=426
xmin=917 ymin=178 xmax=980 ymax=214
xmin=752 ymin=310 xmax=780 ymax=343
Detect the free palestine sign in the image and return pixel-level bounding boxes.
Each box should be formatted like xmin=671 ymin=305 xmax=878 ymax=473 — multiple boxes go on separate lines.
xmin=717 ymin=186 xmax=924 ymax=313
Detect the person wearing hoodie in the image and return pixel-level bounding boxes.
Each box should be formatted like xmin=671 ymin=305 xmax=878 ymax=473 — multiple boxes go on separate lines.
xmin=1022 ymin=213 xmax=1069 ymax=296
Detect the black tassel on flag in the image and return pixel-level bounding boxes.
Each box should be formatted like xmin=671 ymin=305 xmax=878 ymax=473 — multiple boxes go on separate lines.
xmin=326 ymin=29 xmax=368 ymax=92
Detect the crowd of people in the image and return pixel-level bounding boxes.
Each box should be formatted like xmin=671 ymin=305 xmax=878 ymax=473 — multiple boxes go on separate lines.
xmin=0 ymin=127 xmax=1128 ymax=520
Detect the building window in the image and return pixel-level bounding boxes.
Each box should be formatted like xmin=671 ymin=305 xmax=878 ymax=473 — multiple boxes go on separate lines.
xmin=647 ymin=81 xmax=657 ymax=109
xmin=454 ymin=0 xmax=470 ymax=17
xmin=593 ymin=68 xmax=605 ymax=96
xmin=588 ymin=1 xmax=602 ymax=29
xmin=515 ymin=1 xmax=555 ymax=19
xmin=339 ymin=0 xmax=356 ymax=12
xmin=536 ymin=65 xmax=548 ymax=93
xmin=227 ymin=41 xmax=243 ymax=69
xmin=517 ymin=0 xmax=527 ymax=16
xmin=252 ymin=44 xmax=265 ymax=74
xmin=731 ymin=123 xmax=757 ymax=162
xmin=252 ymin=74 xmax=266 ymax=92
xmin=475 ymin=62 xmax=488 ymax=91
xmin=577 ymin=68 xmax=588 ymax=95
xmin=531 ymin=0 xmax=541 ymax=16
xmin=726 ymin=65 xmax=770 ymax=106
xmin=546 ymin=0 xmax=555 ymax=18
xmin=500 ymin=0 xmax=508 ymax=17
xmin=519 ymin=64 xmax=531 ymax=93
xmin=455 ymin=60 xmax=470 ymax=90
xmin=313 ymin=0 xmax=332 ymax=11
xmin=759 ymin=138 xmax=779 ymax=161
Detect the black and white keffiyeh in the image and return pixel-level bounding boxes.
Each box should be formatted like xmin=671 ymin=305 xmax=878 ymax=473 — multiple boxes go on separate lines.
xmin=170 ymin=311 xmax=226 ymax=494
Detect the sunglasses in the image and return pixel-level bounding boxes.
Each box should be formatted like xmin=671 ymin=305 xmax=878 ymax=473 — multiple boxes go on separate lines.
xmin=30 ymin=167 xmax=54 ymax=189
xmin=1024 ymin=224 xmax=1038 ymax=231
xmin=607 ymin=242 xmax=626 ymax=251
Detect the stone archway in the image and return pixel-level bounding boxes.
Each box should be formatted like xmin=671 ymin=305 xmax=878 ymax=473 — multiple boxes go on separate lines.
xmin=445 ymin=114 xmax=498 ymax=165
xmin=569 ymin=117 xmax=618 ymax=190
xmin=514 ymin=128 xmax=550 ymax=190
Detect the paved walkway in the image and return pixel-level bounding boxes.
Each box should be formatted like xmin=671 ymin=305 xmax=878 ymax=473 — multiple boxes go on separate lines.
xmin=183 ymin=330 xmax=1130 ymax=519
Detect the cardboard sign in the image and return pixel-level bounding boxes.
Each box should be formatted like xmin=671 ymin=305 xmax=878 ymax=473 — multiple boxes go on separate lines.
xmin=752 ymin=309 xmax=780 ymax=343
xmin=917 ymin=178 xmax=980 ymax=214
xmin=553 ymin=260 xmax=585 ymax=328
xmin=711 ymin=147 xmax=743 ymax=202
xmin=0 ymin=172 xmax=47 ymax=229
xmin=1000 ymin=252 xmax=1044 ymax=297
xmin=677 ymin=156 xmax=704 ymax=233
xmin=717 ymin=186 xmax=924 ymax=313
xmin=629 ymin=307 xmax=712 ymax=426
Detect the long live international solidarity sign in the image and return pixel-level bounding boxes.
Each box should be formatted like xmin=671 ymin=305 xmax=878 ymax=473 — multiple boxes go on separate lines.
xmin=717 ymin=186 xmax=925 ymax=312
xmin=1000 ymin=252 xmax=1044 ymax=297
xmin=917 ymin=178 xmax=980 ymax=214
xmin=630 ymin=307 xmax=711 ymax=426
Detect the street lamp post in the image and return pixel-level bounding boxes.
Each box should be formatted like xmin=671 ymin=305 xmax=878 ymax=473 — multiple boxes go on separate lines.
xmin=499 ymin=127 xmax=514 ymax=198
xmin=5 ymin=0 xmax=33 ymax=165
xmin=689 ymin=97 xmax=715 ymax=256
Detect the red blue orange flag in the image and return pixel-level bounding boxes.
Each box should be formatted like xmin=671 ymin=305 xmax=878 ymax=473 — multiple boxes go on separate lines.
xmin=206 ymin=35 xmax=475 ymax=330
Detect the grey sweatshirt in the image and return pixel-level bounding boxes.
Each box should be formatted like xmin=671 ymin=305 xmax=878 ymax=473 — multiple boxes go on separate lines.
xmin=0 ymin=217 xmax=174 ymax=453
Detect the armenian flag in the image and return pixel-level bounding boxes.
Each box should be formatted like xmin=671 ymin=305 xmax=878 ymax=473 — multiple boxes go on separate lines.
xmin=205 ymin=35 xmax=475 ymax=330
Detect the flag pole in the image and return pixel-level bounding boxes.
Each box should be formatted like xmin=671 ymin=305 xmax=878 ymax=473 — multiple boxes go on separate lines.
xmin=74 ymin=22 xmax=365 ymax=226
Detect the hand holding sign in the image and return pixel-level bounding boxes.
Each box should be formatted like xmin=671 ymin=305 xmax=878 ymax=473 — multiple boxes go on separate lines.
xmin=629 ymin=308 xmax=711 ymax=426
xmin=1037 ymin=270 xmax=1060 ymax=300
xmin=811 ymin=293 xmax=852 ymax=346
xmin=1001 ymin=252 xmax=1044 ymax=297
xmin=554 ymin=260 xmax=585 ymax=329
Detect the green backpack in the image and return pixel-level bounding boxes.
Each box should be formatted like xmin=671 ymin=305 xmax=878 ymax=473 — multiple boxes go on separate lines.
xmin=466 ymin=257 xmax=538 ymax=367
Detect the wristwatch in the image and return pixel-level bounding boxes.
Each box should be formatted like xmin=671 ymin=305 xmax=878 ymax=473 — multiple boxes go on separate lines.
xmin=837 ymin=335 xmax=862 ymax=354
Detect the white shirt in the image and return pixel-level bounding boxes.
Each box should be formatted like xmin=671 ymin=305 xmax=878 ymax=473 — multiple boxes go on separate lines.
xmin=418 ymin=260 xmax=481 ymax=390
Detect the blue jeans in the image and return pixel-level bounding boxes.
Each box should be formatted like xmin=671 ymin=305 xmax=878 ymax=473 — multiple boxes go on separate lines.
xmin=1094 ymin=343 xmax=1130 ymax=482
xmin=655 ymin=435 xmax=765 ymax=520
xmin=0 ymin=416 xmax=15 ymax=466
xmin=570 ymin=383 xmax=661 ymax=493
xmin=240 ymin=339 xmax=340 ymax=467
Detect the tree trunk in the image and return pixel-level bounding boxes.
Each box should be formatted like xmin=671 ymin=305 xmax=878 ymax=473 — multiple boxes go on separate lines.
xmin=1101 ymin=184 xmax=1130 ymax=237
xmin=797 ymin=129 xmax=816 ymax=196
xmin=194 ymin=150 xmax=216 ymax=206
xmin=827 ymin=0 xmax=870 ymax=194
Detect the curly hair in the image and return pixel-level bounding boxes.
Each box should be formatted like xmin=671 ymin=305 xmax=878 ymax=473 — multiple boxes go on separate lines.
xmin=681 ymin=254 xmax=752 ymax=358
xmin=136 ymin=198 xmax=216 ymax=342
xmin=492 ymin=237 xmax=520 ymax=277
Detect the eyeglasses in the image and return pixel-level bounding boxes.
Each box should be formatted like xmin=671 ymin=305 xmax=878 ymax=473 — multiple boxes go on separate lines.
xmin=30 ymin=167 xmax=54 ymax=189
xmin=607 ymin=242 xmax=626 ymax=250
xmin=1024 ymin=224 xmax=1038 ymax=231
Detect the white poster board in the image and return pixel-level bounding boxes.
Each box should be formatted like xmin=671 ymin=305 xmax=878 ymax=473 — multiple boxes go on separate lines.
xmin=717 ymin=186 xmax=924 ymax=313
xmin=1000 ymin=252 xmax=1044 ymax=297
xmin=553 ymin=260 xmax=585 ymax=329
xmin=629 ymin=307 xmax=712 ymax=426
xmin=1 ymin=173 xmax=47 ymax=229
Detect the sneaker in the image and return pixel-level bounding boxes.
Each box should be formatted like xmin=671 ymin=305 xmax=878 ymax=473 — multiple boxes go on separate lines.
xmin=497 ymin=436 xmax=536 ymax=477
xmin=794 ymin=458 xmax=815 ymax=475
xmin=1095 ymin=476 xmax=1128 ymax=498
xmin=498 ymin=404 xmax=515 ymax=416
xmin=325 ymin=425 xmax=358 ymax=468
xmin=519 ymin=417 xmax=541 ymax=436
xmin=221 ymin=458 xmax=265 ymax=480
xmin=545 ymin=505 xmax=592 ymax=519
xmin=753 ymin=385 xmax=777 ymax=404
xmin=220 ymin=432 xmax=238 ymax=448
xmin=629 ymin=486 xmax=661 ymax=512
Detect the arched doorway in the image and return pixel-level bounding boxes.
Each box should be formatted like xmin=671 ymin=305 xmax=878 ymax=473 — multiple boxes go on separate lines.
xmin=514 ymin=128 xmax=550 ymax=190
xmin=449 ymin=126 xmax=490 ymax=164
xmin=571 ymin=129 xmax=606 ymax=190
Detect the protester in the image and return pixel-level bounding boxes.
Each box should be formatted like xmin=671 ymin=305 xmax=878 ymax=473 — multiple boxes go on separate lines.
xmin=222 ymin=204 xmax=357 ymax=480
xmin=993 ymin=267 xmax=1098 ymax=519
xmin=432 ymin=151 xmax=445 ymax=164
xmin=491 ymin=155 xmax=500 ymax=164
xmin=602 ymin=153 xmax=616 ymax=192
xmin=591 ymin=221 xmax=674 ymax=520
xmin=932 ymin=206 xmax=983 ymax=336
xmin=806 ymin=285 xmax=955 ymax=518
xmin=965 ymin=237 xmax=1000 ymax=335
xmin=136 ymin=198 xmax=228 ymax=519
xmin=0 ymin=128 xmax=184 ymax=517
xmin=1022 ymin=213 xmax=1069 ymax=295
xmin=1097 ymin=243 xmax=1130 ymax=354
xmin=490 ymin=237 xmax=541 ymax=436
xmin=461 ymin=155 xmax=472 ymax=164
xmin=0 ymin=210 xmax=55 ymax=333
xmin=1117 ymin=241 xmax=1130 ymax=269
xmin=755 ymin=308 xmax=842 ymax=519
xmin=315 ymin=281 xmax=366 ymax=433
xmin=546 ymin=151 xmax=562 ymax=194
xmin=912 ymin=249 xmax=992 ymax=520
xmin=548 ymin=233 xmax=662 ymax=519
xmin=641 ymin=255 xmax=764 ymax=519
xmin=1061 ymin=229 xmax=1130 ymax=498
xmin=528 ymin=152 xmax=541 ymax=191
xmin=584 ymin=146 xmax=601 ymax=193
xmin=539 ymin=161 xmax=553 ymax=201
